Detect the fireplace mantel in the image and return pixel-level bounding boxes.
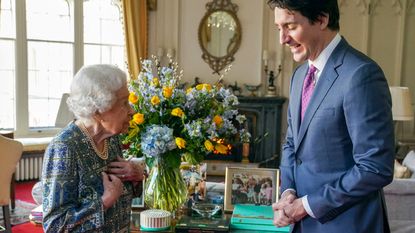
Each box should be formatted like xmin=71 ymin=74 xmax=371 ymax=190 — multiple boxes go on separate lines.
xmin=237 ymin=96 xmax=286 ymax=168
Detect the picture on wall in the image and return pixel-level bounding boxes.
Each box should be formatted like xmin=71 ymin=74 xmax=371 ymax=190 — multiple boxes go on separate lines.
xmin=224 ymin=167 xmax=280 ymax=212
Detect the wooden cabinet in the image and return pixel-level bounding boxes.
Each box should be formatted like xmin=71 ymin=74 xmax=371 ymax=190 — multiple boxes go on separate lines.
xmin=237 ymin=96 xmax=286 ymax=168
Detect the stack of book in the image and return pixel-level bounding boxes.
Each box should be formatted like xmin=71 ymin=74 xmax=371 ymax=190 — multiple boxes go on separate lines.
xmin=230 ymin=204 xmax=290 ymax=232
xmin=175 ymin=214 xmax=231 ymax=233
xmin=29 ymin=204 xmax=43 ymax=225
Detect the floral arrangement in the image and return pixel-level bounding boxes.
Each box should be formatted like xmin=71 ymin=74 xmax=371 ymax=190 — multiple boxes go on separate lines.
xmin=123 ymin=57 xmax=251 ymax=170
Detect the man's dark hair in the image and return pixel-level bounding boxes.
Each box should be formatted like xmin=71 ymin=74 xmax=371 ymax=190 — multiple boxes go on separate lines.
xmin=267 ymin=0 xmax=340 ymax=31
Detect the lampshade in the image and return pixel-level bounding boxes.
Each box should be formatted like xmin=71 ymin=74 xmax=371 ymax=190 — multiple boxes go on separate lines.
xmin=390 ymin=86 xmax=414 ymax=121
xmin=55 ymin=93 xmax=75 ymax=128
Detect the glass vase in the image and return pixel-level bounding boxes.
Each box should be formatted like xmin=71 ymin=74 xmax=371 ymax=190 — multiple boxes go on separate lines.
xmin=144 ymin=159 xmax=188 ymax=213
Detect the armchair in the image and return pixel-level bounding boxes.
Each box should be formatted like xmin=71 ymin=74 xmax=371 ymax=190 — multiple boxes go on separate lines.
xmin=0 ymin=135 xmax=23 ymax=233
xmin=384 ymin=150 xmax=415 ymax=233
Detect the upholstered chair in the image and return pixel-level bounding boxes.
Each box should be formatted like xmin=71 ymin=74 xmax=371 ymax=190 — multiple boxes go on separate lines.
xmin=0 ymin=135 xmax=23 ymax=233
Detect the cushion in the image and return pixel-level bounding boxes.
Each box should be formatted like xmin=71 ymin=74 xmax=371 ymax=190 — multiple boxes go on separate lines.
xmin=402 ymin=150 xmax=415 ymax=178
xmin=394 ymin=160 xmax=412 ymax=179
xmin=384 ymin=178 xmax=415 ymax=195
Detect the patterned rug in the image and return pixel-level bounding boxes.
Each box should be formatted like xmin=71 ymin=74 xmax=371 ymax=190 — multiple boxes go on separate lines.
xmin=0 ymin=200 xmax=38 ymax=226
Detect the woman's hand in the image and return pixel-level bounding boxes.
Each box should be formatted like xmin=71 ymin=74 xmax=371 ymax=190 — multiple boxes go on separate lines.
xmin=108 ymin=156 xmax=145 ymax=182
xmin=101 ymin=172 xmax=123 ymax=210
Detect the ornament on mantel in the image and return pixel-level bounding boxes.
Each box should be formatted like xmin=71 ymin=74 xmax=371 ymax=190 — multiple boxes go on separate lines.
xmin=265 ymin=65 xmax=282 ymax=97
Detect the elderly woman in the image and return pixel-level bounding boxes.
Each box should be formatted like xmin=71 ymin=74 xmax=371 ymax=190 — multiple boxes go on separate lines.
xmin=42 ymin=64 xmax=144 ymax=232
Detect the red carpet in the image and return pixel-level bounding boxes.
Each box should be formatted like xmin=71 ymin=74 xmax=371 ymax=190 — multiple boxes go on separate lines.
xmin=12 ymin=180 xmax=44 ymax=233
xmin=14 ymin=181 xmax=37 ymax=203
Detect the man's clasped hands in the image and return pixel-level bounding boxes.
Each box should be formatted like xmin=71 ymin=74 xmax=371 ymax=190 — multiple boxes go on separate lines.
xmin=273 ymin=191 xmax=308 ymax=227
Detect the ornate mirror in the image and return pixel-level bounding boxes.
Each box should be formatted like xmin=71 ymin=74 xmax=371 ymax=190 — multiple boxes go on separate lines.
xmin=198 ymin=0 xmax=241 ymax=75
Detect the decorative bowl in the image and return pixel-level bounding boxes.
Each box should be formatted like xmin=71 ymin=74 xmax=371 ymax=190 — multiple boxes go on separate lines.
xmin=244 ymin=84 xmax=261 ymax=96
xmin=191 ymin=203 xmax=222 ymax=218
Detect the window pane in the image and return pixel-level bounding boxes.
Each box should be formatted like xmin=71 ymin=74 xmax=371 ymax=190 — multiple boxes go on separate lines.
xmin=26 ymin=0 xmax=74 ymax=42
xmin=28 ymin=41 xmax=73 ymax=128
xmin=0 ymin=0 xmax=16 ymax=38
xmin=84 ymin=0 xmax=124 ymax=45
xmin=84 ymin=44 xmax=125 ymax=69
xmin=0 ymin=40 xmax=15 ymax=129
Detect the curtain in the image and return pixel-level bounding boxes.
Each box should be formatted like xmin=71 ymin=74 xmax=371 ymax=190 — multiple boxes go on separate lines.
xmin=122 ymin=0 xmax=148 ymax=80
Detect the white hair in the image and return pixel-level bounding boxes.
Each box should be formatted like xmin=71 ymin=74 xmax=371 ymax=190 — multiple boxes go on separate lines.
xmin=67 ymin=64 xmax=127 ymax=120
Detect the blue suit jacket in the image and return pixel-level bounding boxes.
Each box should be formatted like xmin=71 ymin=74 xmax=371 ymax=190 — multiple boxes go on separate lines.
xmin=281 ymin=38 xmax=394 ymax=233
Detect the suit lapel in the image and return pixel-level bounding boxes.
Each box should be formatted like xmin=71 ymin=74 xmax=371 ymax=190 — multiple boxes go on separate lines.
xmin=292 ymin=65 xmax=308 ymax=144
xmin=296 ymin=38 xmax=348 ymax=151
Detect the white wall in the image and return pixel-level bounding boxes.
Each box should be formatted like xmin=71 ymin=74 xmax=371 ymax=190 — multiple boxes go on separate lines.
xmin=149 ymin=0 xmax=267 ymax=96
xmin=149 ymin=0 xmax=415 ymax=138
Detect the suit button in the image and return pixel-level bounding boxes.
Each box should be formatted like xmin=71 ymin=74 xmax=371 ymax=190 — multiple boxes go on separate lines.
xmin=296 ymin=159 xmax=302 ymax=165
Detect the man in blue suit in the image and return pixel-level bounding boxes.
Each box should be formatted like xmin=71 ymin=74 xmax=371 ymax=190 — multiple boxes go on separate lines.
xmin=268 ymin=0 xmax=395 ymax=232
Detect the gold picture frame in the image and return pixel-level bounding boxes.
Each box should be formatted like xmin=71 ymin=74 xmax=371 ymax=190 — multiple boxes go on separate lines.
xmin=224 ymin=167 xmax=280 ymax=212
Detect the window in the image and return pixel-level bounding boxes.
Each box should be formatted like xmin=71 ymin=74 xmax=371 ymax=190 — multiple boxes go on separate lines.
xmin=0 ymin=0 xmax=125 ymax=137
xmin=84 ymin=0 xmax=124 ymax=67
xmin=0 ymin=0 xmax=16 ymax=130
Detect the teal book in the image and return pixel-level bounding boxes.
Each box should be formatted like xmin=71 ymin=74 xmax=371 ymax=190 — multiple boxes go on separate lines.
xmin=230 ymin=204 xmax=290 ymax=232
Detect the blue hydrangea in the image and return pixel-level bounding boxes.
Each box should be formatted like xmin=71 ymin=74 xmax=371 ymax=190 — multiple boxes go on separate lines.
xmin=141 ymin=125 xmax=177 ymax=157
xmin=184 ymin=121 xmax=203 ymax=138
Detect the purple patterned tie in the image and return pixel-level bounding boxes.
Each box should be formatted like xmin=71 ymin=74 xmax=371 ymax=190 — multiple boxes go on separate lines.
xmin=301 ymin=65 xmax=317 ymax=120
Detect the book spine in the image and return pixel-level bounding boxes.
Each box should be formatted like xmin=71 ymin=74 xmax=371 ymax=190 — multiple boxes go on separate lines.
xmin=175 ymin=228 xmax=228 ymax=233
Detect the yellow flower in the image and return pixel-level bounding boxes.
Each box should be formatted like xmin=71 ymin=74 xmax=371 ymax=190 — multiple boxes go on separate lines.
xmin=163 ymin=86 xmax=173 ymax=98
xmin=127 ymin=125 xmax=140 ymax=139
xmin=175 ymin=137 xmax=186 ymax=149
xmin=195 ymin=83 xmax=212 ymax=91
xmin=204 ymin=140 xmax=214 ymax=151
xmin=132 ymin=113 xmax=145 ymax=124
xmin=213 ymin=115 xmax=223 ymax=127
xmin=171 ymin=107 xmax=185 ymax=118
xmin=129 ymin=92 xmax=138 ymax=104
xmin=215 ymin=143 xmax=228 ymax=154
xmin=186 ymin=87 xmax=193 ymax=94
xmin=203 ymin=84 xmax=212 ymax=91
xmin=152 ymin=77 xmax=160 ymax=87
xmin=151 ymin=96 xmax=160 ymax=105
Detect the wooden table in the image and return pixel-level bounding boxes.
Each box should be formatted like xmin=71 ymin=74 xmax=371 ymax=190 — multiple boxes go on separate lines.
xmin=129 ymin=211 xmax=284 ymax=232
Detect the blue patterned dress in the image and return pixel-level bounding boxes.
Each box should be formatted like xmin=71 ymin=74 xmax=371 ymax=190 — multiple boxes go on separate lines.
xmin=42 ymin=122 xmax=137 ymax=233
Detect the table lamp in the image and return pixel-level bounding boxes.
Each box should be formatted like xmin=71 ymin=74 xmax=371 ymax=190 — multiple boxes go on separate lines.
xmin=390 ymin=86 xmax=414 ymax=121
xmin=390 ymin=87 xmax=414 ymax=153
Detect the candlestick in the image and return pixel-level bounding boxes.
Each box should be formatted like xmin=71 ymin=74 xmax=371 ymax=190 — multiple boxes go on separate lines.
xmin=262 ymin=50 xmax=268 ymax=61
xmin=167 ymin=48 xmax=175 ymax=59
xmin=157 ymin=47 xmax=164 ymax=58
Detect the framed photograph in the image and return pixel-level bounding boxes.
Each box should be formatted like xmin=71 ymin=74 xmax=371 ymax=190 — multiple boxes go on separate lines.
xmin=130 ymin=156 xmax=147 ymax=210
xmin=131 ymin=179 xmax=145 ymax=210
xmin=224 ymin=167 xmax=280 ymax=212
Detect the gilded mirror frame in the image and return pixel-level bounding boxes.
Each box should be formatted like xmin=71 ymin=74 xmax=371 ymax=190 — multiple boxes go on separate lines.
xmin=198 ymin=0 xmax=242 ymax=75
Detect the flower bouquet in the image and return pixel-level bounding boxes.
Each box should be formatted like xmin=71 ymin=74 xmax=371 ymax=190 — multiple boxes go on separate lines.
xmin=123 ymin=57 xmax=250 ymax=212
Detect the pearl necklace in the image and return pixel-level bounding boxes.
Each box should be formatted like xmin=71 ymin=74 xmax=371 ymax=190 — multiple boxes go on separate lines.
xmin=79 ymin=122 xmax=109 ymax=160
